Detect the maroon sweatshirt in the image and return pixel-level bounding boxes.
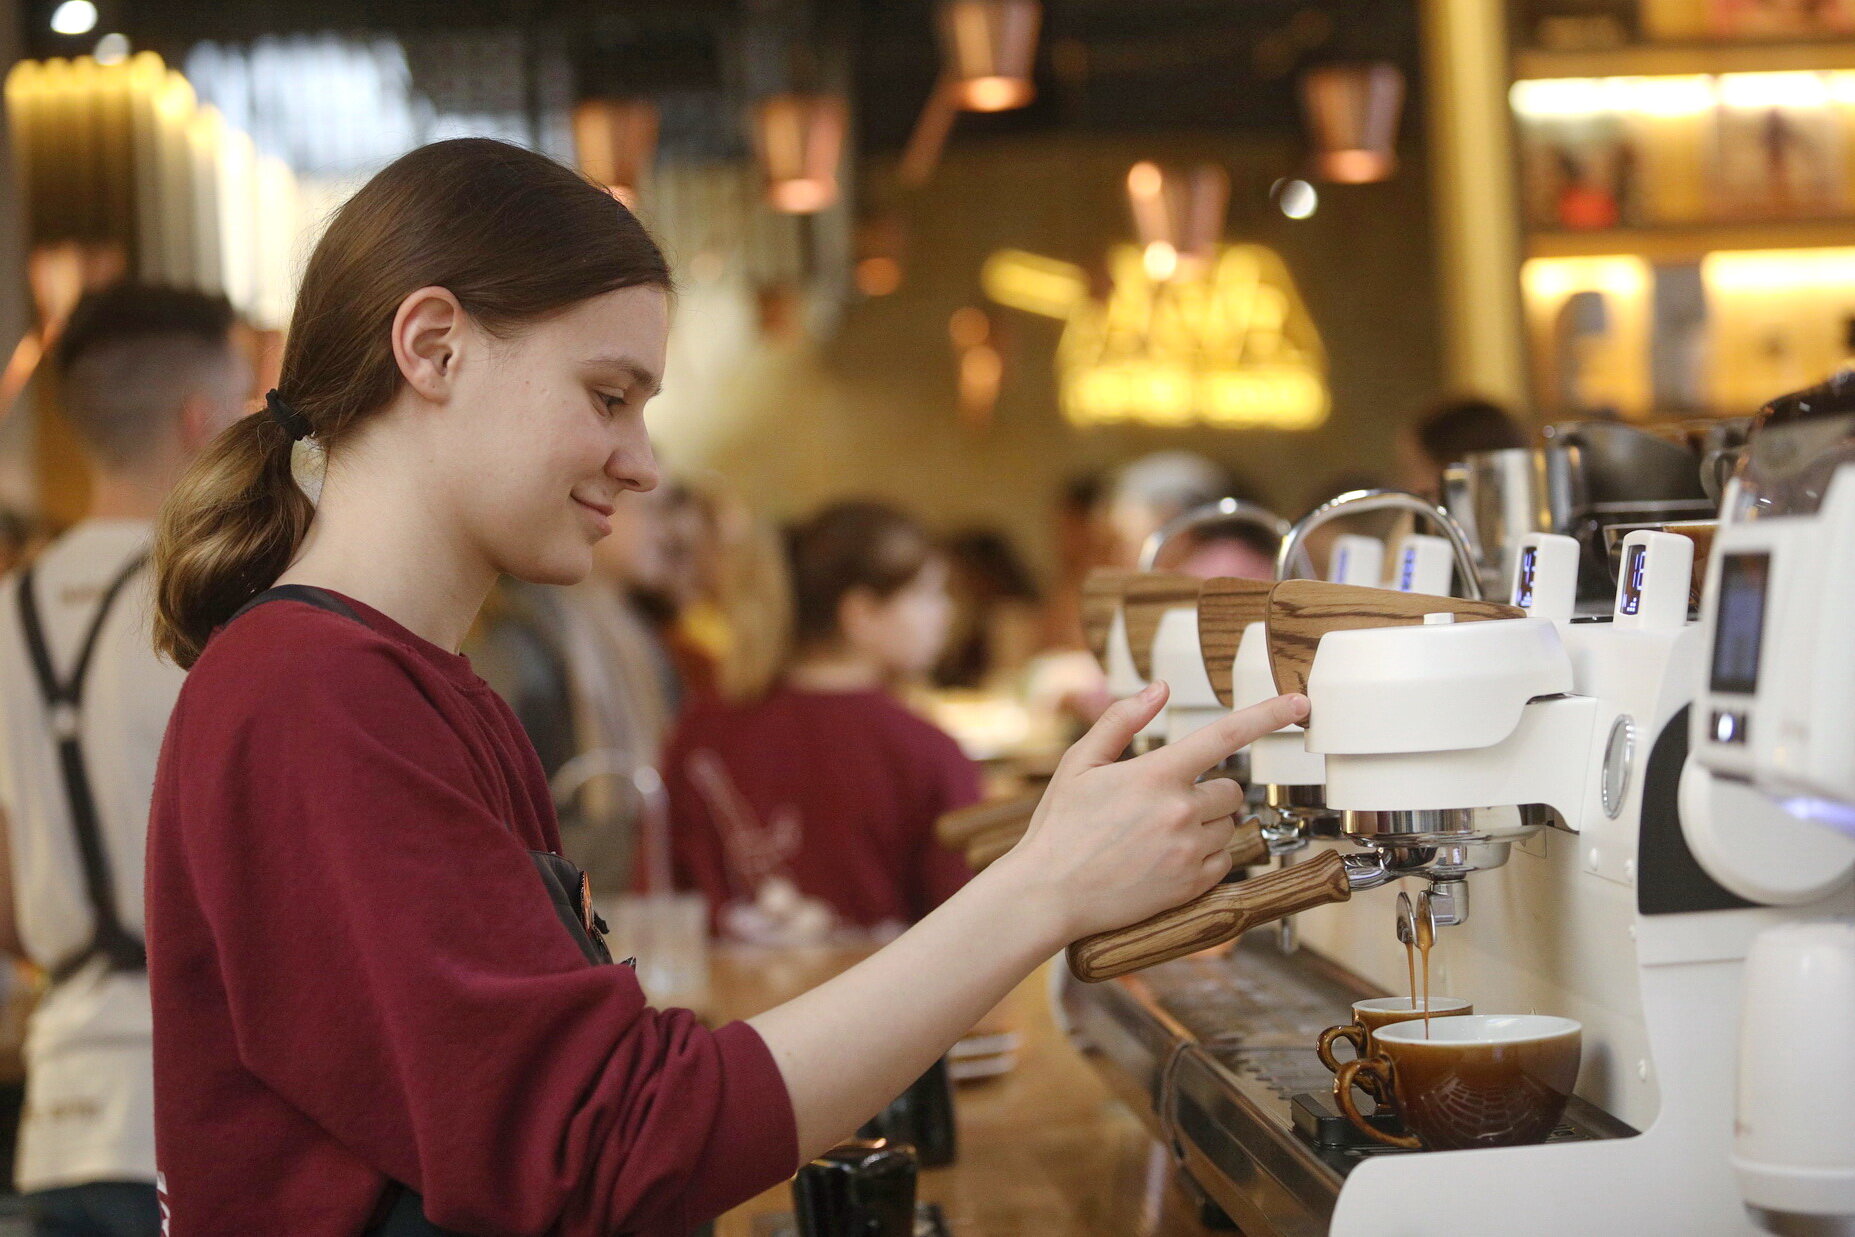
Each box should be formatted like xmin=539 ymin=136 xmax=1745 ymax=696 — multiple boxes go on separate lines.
xmin=146 ymin=594 xmax=796 ymax=1236
xmin=664 ymin=688 xmax=978 ymax=933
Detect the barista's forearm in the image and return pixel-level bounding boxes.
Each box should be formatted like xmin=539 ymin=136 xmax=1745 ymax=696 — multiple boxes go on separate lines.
xmin=747 ymin=852 xmax=1068 ymax=1160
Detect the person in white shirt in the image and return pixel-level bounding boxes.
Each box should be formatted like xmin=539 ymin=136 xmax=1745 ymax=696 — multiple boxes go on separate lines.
xmin=0 ymin=284 xmax=248 ymax=1236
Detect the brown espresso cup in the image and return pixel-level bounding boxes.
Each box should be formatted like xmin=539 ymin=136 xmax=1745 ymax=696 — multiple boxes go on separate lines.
xmin=1334 ymin=1014 xmax=1582 ymax=1150
xmin=1316 ymin=997 xmax=1473 ymax=1100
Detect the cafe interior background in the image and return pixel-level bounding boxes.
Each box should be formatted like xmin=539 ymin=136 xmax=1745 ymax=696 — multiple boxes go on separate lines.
xmin=2 ymin=0 xmax=1855 ymax=1232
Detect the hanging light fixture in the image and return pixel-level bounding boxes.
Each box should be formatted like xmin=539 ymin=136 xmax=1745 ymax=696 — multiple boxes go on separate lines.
xmin=571 ymin=99 xmax=659 ymax=208
xmin=1124 ymin=161 xmax=1230 ymax=280
xmin=752 ymin=93 xmax=848 ymax=214
xmin=936 ymin=0 xmax=1040 ymax=113
xmin=1299 ymin=62 xmax=1405 ymax=184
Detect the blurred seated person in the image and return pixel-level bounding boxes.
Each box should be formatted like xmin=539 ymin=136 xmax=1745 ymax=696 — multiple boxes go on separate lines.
xmin=0 ymin=509 xmax=45 ymax=577
xmin=641 ymin=480 xmax=722 ymax=703
xmin=933 ymin=528 xmax=1043 ymax=692
xmin=1040 ymin=472 xmax=1114 ymax=651
xmin=1104 ymin=451 xmax=1235 ymax=567
xmin=467 ymin=485 xmax=680 ymax=893
xmin=1166 ymin=517 xmax=1280 ymax=581
xmin=664 ymin=500 xmax=979 ymax=944
xmin=1396 ymin=396 xmax=1527 ymax=502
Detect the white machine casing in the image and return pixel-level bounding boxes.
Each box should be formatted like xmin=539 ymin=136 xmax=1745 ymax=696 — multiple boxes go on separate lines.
xmin=1277 ymin=526 xmax=1855 ymax=1235
xmin=1104 ymin=607 xmax=1166 ymax=745
xmin=1688 ymin=459 xmax=1855 ymax=1231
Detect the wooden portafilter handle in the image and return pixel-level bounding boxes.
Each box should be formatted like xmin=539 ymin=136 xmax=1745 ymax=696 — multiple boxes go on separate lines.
xmin=1067 ymin=848 xmax=1352 ymax=983
xmin=936 ymin=793 xmax=1043 ymax=849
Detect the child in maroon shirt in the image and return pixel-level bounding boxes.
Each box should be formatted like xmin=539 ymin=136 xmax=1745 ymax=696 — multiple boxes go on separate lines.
xmin=140 ymin=138 xmax=1307 ymax=1236
xmin=665 ymin=502 xmax=979 ymax=938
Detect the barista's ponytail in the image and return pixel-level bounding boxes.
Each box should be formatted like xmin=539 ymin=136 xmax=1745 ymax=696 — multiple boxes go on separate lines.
xmin=152 ymin=411 xmax=314 ymax=667
xmin=152 ymin=138 xmax=670 ymax=667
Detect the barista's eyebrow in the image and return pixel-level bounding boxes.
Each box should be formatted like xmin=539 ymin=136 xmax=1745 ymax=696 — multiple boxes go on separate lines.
xmin=586 ymin=355 xmax=664 ymax=398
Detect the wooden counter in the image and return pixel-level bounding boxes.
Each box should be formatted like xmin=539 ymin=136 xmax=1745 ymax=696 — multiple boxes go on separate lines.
xmin=704 ymin=945 xmax=1221 ymax=1237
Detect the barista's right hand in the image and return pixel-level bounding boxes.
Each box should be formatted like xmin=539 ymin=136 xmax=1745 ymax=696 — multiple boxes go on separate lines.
xmin=995 ymin=683 xmax=1309 ymax=944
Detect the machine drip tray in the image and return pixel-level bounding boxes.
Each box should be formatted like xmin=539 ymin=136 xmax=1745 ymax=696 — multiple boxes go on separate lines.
xmin=1287 ymin=1089 xmax=1637 ymax=1161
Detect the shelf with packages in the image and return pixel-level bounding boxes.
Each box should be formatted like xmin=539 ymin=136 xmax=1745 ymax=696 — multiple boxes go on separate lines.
xmin=1528 ymin=218 xmax=1855 ymax=261
xmin=1515 ymin=39 xmax=1855 ymax=81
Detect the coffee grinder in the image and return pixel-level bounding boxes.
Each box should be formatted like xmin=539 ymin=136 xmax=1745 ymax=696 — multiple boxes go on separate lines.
xmin=1684 ymin=381 xmax=1855 ymax=1237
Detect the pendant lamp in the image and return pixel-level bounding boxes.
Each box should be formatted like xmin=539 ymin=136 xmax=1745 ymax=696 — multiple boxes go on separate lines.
xmin=571 ymin=99 xmax=659 ymax=207
xmin=752 ymin=93 xmax=847 ymax=214
xmin=936 ymin=0 xmax=1040 ymax=112
xmin=1299 ymin=62 xmax=1404 ymax=184
xmin=1125 ymin=161 xmax=1230 ymax=279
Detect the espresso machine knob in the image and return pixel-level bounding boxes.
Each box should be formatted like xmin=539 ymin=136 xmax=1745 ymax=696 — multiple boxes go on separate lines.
xmin=792 ymin=1140 xmax=918 ymax=1237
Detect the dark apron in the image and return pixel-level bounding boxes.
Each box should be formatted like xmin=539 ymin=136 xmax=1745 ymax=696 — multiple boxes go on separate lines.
xmin=227 ymin=588 xmax=616 ymax=1237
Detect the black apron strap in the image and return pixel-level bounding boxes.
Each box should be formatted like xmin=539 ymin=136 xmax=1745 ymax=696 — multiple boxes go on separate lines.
xmin=15 ymin=553 xmax=151 ymax=984
xmin=228 ymin=583 xmax=361 ymax=626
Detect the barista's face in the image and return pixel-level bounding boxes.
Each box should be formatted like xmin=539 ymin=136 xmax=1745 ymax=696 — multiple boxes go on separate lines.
xmin=439 ymin=285 xmax=668 ymax=586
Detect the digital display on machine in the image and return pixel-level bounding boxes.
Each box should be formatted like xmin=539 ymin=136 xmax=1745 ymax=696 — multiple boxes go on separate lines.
xmin=1514 ymin=545 xmax=1538 ymax=608
xmin=1619 ymin=544 xmax=1648 ymax=616
xmin=1710 ymin=552 xmax=1772 ymax=696
xmin=1398 ymin=546 xmax=1418 ymax=591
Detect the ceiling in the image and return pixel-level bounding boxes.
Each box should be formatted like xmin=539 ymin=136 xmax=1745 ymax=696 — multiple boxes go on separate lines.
xmin=21 ymin=0 xmax=1423 ymax=158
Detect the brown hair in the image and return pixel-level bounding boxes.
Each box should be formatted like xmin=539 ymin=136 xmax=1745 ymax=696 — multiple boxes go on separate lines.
xmin=152 ymin=139 xmax=671 ymax=667
xmin=788 ymin=500 xmax=936 ymax=652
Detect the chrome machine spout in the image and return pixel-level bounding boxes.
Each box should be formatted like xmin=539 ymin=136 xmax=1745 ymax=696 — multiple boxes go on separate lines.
xmin=1274 ymin=487 xmax=1485 ymax=600
xmin=1138 ymin=497 xmax=1293 ymax=571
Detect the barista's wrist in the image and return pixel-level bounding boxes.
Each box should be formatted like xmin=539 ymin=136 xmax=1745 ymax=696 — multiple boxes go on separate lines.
xmin=971 ymin=847 xmax=1076 ymax=959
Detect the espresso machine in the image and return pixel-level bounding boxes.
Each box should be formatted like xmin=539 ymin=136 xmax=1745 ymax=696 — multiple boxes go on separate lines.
xmin=1238 ymin=491 xmax=1484 ymax=871
xmin=1059 ymin=430 xmax=1854 ymax=1233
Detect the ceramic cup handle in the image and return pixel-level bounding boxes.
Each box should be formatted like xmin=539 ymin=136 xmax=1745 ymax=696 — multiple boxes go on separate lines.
xmin=1315 ymin=1023 xmax=1367 ymax=1076
xmin=1334 ymin=1056 xmax=1420 ymax=1150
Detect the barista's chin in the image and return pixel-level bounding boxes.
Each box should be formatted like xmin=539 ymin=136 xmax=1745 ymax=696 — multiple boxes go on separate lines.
xmin=504 ymin=542 xmax=594 ymax=588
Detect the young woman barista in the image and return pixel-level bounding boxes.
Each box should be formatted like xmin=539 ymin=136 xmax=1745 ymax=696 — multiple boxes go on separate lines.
xmin=144 ymin=138 xmax=1308 ymax=1237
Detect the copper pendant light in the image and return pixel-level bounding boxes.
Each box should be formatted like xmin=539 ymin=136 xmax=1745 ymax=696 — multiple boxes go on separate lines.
xmin=752 ymin=93 xmax=848 ymax=214
xmin=1299 ymin=62 xmax=1405 ymax=184
xmin=1125 ymin=161 xmax=1230 ymax=279
xmin=571 ymin=99 xmax=659 ymax=207
xmin=936 ymin=0 xmax=1040 ymax=113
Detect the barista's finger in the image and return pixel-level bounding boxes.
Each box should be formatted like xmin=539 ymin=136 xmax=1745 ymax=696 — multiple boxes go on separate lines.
xmin=1201 ymin=814 xmax=1237 ymax=855
xmin=1189 ymin=777 xmax=1244 ymax=823
xmin=1057 ymin=681 xmax=1169 ymax=774
xmin=1152 ymin=694 xmax=1308 ymax=780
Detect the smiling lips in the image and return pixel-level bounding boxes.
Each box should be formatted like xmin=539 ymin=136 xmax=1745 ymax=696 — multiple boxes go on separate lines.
xmin=574 ymin=494 xmax=615 ymax=535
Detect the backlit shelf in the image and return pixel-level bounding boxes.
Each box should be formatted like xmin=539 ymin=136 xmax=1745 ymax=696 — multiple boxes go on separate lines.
xmin=1515 ymin=40 xmax=1855 ymax=80
xmin=1527 ymin=219 xmax=1855 ymax=261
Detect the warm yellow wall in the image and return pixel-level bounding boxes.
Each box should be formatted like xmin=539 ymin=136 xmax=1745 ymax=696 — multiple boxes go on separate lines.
xmin=647 ymin=133 xmax=1447 ymax=578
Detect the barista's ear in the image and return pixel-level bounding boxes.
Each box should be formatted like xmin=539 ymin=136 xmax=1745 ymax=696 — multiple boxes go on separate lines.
xmin=391 ymin=285 xmax=466 ymax=401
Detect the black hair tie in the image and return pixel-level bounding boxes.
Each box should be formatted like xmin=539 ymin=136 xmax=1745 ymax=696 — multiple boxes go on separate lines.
xmin=265 ymin=390 xmax=312 ymax=442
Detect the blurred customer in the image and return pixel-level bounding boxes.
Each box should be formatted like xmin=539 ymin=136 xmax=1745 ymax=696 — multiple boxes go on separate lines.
xmin=1396 ymin=397 xmax=1527 ymax=500
xmin=0 ymin=510 xmax=47 ymax=577
xmin=665 ymin=500 xmax=979 ymax=943
xmin=933 ymin=529 xmax=1042 ymax=692
xmin=1040 ymin=471 xmax=1114 ymax=652
xmin=545 ymin=487 xmax=682 ymax=893
xmin=1169 ymin=519 xmax=1280 ymax=581
xmin=650 ymin=481 xmax=724 ymax=703
xmin=0 ymin=285 xmax=246 ymax=1237
xmin=1106 ymin=451 xmax=1235 ymax=566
